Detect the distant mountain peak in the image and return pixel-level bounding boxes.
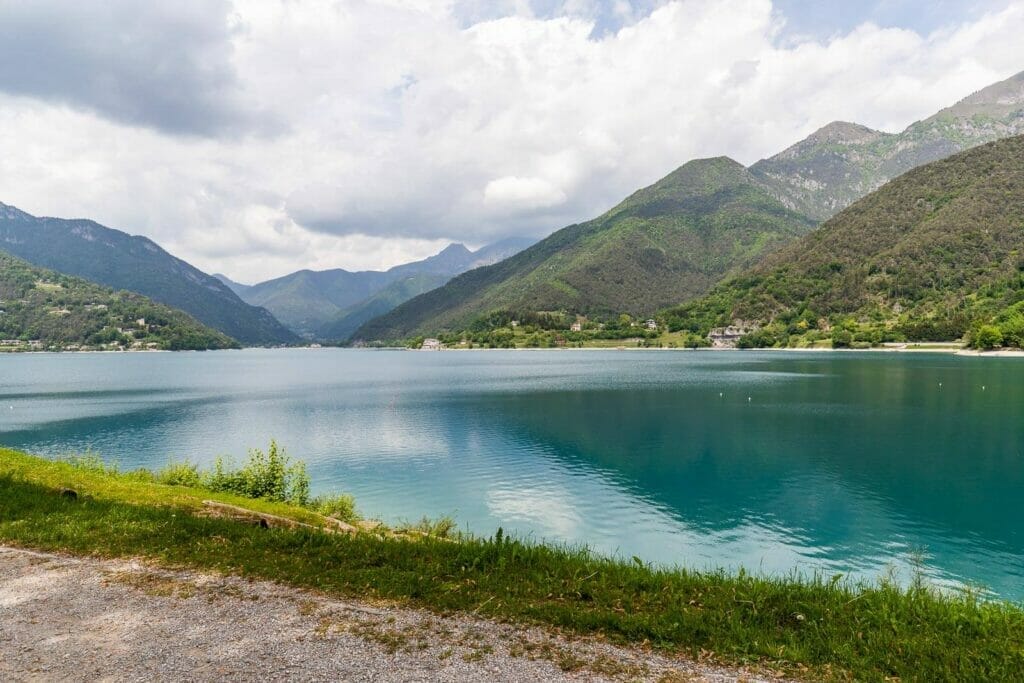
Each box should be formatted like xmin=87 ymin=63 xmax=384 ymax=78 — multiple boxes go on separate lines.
xmin=438 ymin=243 xmax=471 ymax=256
xmin=805 ymin=121 xmax=885 ymax=145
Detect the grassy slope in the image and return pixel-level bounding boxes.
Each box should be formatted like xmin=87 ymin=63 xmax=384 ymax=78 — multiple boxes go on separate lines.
xmin=355 ymin=158 xmax=816 ymax=341
xmin=3 ymin=447 xmax=1023 ymax=681
xmin=0 ymin=203 xmax=296 ymax=345
xmin=0 ymin=250 xmax=238 ymax=350
xmin=664 ymin=135 xmax=1024 ymax=342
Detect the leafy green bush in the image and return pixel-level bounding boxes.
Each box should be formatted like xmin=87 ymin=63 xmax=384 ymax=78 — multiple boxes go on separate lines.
xmin=831 ymin=329 xmax=854 ymax=348
xmin=972 ymin=324 xmax=1004 ymax=350
xmin=204 ymin=441 xmax=310 ymax=506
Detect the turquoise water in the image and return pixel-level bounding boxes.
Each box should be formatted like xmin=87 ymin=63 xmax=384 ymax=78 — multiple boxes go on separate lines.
xmin=1 ymin=349 xmax=1022 ymax=598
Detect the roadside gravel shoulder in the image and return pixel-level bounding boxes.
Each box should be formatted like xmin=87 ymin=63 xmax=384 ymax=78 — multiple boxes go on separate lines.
xmin=0 ymin=546 xmax=787 ymax=682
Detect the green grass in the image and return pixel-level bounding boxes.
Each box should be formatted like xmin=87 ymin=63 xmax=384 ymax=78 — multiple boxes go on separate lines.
xmin=2 ymin=447 xmax=1023 ymax=681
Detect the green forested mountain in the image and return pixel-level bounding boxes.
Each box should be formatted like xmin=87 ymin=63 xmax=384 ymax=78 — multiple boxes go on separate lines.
xmin=355 ymin=71 xmax=1024 ymax=342
xmin=236 ymin=239 xmax=534 ymax=339
xmin=318 ymin=271 xmax=451 ymax=341
xmin=0 ymin=250 xmax=237 ymax=350
xmin=0 ymin=203 xmax=296 ymax=345
xmin=751 ymin=70 xmax=1024 ymax=221
xmin=354 ymin=158 xmax=817 ymax=341
xmin=663 ymin=135 xmax=1024 ymax=348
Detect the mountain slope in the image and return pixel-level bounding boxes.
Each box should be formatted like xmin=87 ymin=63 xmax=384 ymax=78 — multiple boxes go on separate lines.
xmin=353 ymin=157 xmax=818 ymax=341
xmin=240 ymin=239 xmax=534 ymax=338
xmin=663 ymin=135 xmax=1024 ymax=347
xmin=0 ymin=250 xmax=237 ymax=350
xmin=213 ymin=274 xmax=252 ymax=297
xmin=0 ymin=203 xmax=296 ymax=345
xmin=318 ymin=272 xmax=452 ymax=341
xmin=751 ymin=70 xmax=1024 ymax=221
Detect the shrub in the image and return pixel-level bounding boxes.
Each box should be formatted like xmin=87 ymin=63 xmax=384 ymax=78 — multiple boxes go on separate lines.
xmin=972 ymin=324 xmax=1004 ymax=350
xmin=310 ymin=493 xmax=358 ymax=523
xmin=831 ymin=329 xmax=854 ymax=348
xmin=154 ymin=462 xmax=202 ymax=488
xmin=204 ymin=441 xmax=310 ymax=506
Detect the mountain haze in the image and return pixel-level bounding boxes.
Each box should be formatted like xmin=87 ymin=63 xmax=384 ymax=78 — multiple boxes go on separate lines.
xmin=237 ymin=238 xmax=534 ymax=338
xmin=0 ymin=203 xmax=296 ymax=345
xmin=354 ymin=157 xmax=817 ymax=341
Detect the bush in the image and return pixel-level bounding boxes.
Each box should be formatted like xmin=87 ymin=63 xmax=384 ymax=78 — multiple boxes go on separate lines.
xmin=310 ymin=493 xmax=358 ymax=523
xmin=972 ymin=325 xmax=1004 ymax=350
xmin=204 ymin=441 xmax=310 ymax=506
xmin=831 ymin=329 xmax=854 ymax=348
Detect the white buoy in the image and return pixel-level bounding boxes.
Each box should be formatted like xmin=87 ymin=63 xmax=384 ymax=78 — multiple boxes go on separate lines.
xmin=719 ymin=392 xmax=723 ymax=397
xmin=748 ymin=396 xmax=752 ymax=402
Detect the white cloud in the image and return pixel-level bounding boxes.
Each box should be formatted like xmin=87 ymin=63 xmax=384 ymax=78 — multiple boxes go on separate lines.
xmin=483 ymin=176 xmax=568 ymax=213
xmin=0 ymin=0 xmax=1022 ymax=282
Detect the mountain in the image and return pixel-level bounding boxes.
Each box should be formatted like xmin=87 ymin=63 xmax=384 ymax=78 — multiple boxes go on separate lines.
xmin=0 ymin=203 xmax=296 ymax=345
xmin=318 ymin=272 xmax=452 ymax=341
xmin=663 ymin=135 xmax=1024 ymax=348
xmin=0 ymin=250 xmax=237 ymax=350
xmin=237 ymin=238 xmax=534 ymax=338
xmin=353 ymin=158 xmax=818 ymax=341
xmin=213 ymin=273 xmax=252 ymax=297
xmin=751 ymin=70 xmax=1024 ymax=221
xmin=355 ymin=70 xmax=1024 ymax=343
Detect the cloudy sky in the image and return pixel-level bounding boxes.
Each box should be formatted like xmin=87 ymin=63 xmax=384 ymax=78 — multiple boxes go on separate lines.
xmin=1 ymin=0 xmax=1022 ymax=283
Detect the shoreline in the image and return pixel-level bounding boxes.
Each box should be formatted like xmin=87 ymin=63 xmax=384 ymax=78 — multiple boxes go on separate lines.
xmin=3 ymin=344 xmax=1024 ymax=357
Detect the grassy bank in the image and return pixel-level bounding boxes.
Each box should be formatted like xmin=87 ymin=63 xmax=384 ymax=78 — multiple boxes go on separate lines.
xmin=2 ymin=447 xmax=1022 ymax=681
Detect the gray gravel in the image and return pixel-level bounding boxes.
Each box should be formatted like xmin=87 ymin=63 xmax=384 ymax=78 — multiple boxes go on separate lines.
xmin=0 ymin=546 xmax=783 ymax=682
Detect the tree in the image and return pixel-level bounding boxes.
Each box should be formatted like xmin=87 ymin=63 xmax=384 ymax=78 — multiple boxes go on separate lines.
xmin=831 ymin=329 xmax=854 ymax=348
xmin=973 ymin=325 xmax=1003 ymax=350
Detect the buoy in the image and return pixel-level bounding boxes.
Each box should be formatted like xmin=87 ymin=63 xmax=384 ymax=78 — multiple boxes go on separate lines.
xmin=748 ymin=396 xmax=752 ymax=402
xmin=719 ymin=392 xmax=723 ymax=397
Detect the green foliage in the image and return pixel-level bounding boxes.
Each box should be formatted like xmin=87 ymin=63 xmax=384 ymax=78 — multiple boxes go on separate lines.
xmin=831 ymin=328 xmax=854 ymax=348
xmin=0 ymin=204 xmax=295 ymax=345
xmin=204 ymin=441 xmax=310 ymax=506
xmin=154 ymin=462 xmax=202 ymax=488
xmin=664 ymin=135 xmax=1024 ymax=348
xmin=4 ymin=446 xmax=1024 ymax=682
xmin=0 ymin=250 xmax=238 ymax=351
xmin=972 ymin=325 xmax=1004 ymax=350
xmin=309 ymin=493 xmax=358 ymax=523
xmin=354 ymin=158 xmax=817 ymax=341
xmin=398 ymin=515 xmax=460 ymax=539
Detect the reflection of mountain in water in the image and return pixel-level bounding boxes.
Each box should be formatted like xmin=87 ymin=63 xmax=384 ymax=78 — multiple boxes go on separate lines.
xmin=454 ymin=356 xmax=1024 ymax=584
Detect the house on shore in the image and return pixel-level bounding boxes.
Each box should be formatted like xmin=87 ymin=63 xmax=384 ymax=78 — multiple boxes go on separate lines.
xmin=708 ymin=321 xmax=757 ymax=348
xmin=421 ymin=338 xmax=443 ymax=350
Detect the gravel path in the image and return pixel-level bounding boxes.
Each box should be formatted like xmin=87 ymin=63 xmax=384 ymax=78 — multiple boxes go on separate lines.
xmin=0 ymin=546 xmax=784 ymax=682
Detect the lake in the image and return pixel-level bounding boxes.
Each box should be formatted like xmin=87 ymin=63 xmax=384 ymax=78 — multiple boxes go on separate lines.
xmin=1 ymin=349 xmax=1022 ymax=599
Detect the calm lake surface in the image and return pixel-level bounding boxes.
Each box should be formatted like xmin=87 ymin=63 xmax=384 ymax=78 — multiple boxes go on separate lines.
xmin=2 ymin=349 xmax=1022 ymax=598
